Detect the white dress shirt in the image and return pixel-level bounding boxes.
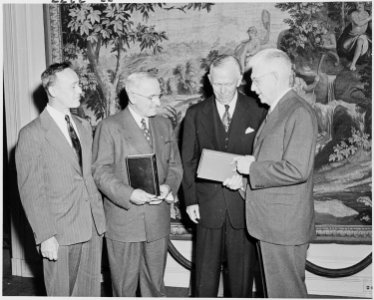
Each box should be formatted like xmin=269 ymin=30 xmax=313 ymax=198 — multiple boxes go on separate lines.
xmin=46 ymin=104 xmax=80 ymax=147
xmin=128 ymin=106 xmax=149 ymax=129
xmin=268 ymin=88 xmax=293 ymax=113
xmin=215 ymin=92 xmax=238 ymax=119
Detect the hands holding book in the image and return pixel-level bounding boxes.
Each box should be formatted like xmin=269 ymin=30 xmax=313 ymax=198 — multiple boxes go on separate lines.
xmin=223 ymin=173 xmax=244 ymax=191
xmin=234 ymin=155 xmax=255 ymax=175
xmin=130 ymin=184 xmax=174 ymax=205
xmin=223 ymin=155 xmax=255 ymax=190
xmin=151 ymin=184 xmax=175 ymax=205
xmin=196 ymin=149 xmax=255 ymax=190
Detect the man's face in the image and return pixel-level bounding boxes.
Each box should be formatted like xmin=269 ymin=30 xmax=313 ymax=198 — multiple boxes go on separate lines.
xmin=50 ymin=68 xmax=82 ymax=109
xmin=250 ymin=66 xmax=277 ymax=106
xmin=209 ymin=66 xmax=241 ymax=105
xmin=130 ymin=78 xmax=161 ymax=117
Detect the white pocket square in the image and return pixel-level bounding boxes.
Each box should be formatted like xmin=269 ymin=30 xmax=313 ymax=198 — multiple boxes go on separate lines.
xmin=245 ymin=127 xmax=254 ymax=134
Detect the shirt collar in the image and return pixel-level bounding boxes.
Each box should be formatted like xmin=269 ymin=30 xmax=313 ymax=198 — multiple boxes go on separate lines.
xmin=128 ymin=106 xmax=149 ymax=128
xmin=269 ymin=88 xmax=292 ymax=113
xmin=46 ymin=104 xmax=73 ymax=121
xmin=215 ymin=91 xmax=238 ymax=116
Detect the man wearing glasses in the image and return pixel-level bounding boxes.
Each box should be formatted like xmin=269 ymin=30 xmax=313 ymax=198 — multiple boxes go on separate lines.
xmin=92 ymin=72 xmax=183 ymax=297
xmin=226 ymin=48 xmax=318 ymax=297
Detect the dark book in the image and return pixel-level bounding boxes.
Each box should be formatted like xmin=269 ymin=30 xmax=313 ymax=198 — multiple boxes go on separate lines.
xmin=126 ymin=153 xmax=160 ymax=196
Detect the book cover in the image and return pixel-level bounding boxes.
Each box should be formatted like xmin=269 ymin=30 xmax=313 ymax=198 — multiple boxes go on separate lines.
xmin=197 ymin=149 xmax=242 ymax=182
xmin=126 ymin=153 xmax=160 ymax=196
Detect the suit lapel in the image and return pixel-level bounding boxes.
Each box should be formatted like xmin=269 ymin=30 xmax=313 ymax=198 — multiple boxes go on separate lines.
xmin=40 ymin=109 xmax=82 ymax=174
xmin=198 ymin=97 xmax=219 ymax=150
xmin=226 ymin=93 xmax=249 ymax=150
xmin=253 ymin=109 xmax=278 ymax=157
xmin=253 ymin=115 xmax=268 ymax=150
xmin=119 ymin=108 xmax=153 ymax=154
xmin=149 ymin=117 xmax=165 ymax=156
xmin=253 ymin=91 xmax=293 ymax=156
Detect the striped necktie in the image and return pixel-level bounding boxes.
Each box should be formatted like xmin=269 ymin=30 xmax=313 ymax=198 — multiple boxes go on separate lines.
xmin=65 ymin=115 xmax=82 ymax=170
xmin=141 ymin=118 xmax=153 ymax=148
xmin=222 ymin=104 xmax=231 ymax=132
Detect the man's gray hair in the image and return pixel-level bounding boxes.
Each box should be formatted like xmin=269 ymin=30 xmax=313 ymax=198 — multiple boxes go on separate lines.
xmin=248 ymin=48 xmax=292 ymax=75
xmin=125 ymin=71 xmax=158 ymax=92
xmin=209 ymin=54 xmax=242 ymax=75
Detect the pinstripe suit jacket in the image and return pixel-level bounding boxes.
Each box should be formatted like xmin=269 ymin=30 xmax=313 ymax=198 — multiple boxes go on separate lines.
xmin=92 ymin=108 xmax=183 ymax=243
xmin=15 ymin=109 xmax=106 ymax=246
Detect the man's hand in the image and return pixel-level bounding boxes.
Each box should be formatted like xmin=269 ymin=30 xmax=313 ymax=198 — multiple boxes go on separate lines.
xmin=149 ymin=184 xmax=173 ymax=205
xmin=234 ymin=155 xmax=255 ymax=175
xmin=40 ymin=236 xmax=59 ymax=261
xmin=223 ymin=173 xmax=243 ymax=190
xmin=186 ymin=204 xmax=200 ymax=224
xmin=130 ymin=189 xmax=156 ymax=205
xmin=158 ymin=184 xmax=175 ymax=204
xmin=158 ymin=184 xmax=171 ymax=200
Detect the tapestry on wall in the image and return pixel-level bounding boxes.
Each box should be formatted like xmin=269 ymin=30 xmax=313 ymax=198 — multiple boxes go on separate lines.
xmin=46 ymin=2 xmax=372 ymax=244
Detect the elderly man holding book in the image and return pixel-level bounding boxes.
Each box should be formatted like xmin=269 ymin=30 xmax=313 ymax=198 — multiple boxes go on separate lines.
xmin=92 ymin=72 xmax=183 ymax=297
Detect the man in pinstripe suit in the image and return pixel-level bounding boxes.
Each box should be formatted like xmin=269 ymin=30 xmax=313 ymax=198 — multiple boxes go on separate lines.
xmin=15 ymin=62 xmax=106 ymax=296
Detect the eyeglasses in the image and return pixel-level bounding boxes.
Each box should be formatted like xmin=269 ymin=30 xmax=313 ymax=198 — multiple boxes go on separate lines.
xmin=130 ymin=91 xmax=162 ymax=102
xmin=251 ymin=72 xmax=275 ymax=86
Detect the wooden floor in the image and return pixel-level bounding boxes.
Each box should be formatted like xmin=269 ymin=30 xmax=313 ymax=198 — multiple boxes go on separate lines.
xmin=2 ymin=247 xmax=361 ymax=298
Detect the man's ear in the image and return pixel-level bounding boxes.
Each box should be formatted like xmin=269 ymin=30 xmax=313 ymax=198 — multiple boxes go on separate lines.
xmin=127 ymin=93 xmax=135 ymax=105
xmin=47 ymin=86 xmax=56 ymax=98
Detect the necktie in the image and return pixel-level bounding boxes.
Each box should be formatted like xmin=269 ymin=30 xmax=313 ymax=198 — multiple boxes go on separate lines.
xmin=141 ymin=118 xmax=153 ymax=148
xmin=65 ymin=115 xmax=82 ymax=170
xmin=222 ymin=104 xmax=231 ymax=132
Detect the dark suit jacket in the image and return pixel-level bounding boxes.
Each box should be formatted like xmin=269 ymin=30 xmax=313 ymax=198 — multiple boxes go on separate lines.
xmin=182 ymin=92 xmax=266 ymax=229
xmin=92 ymin=108 xmax=183 ymax=242
xmin=15 ymin=109 xmax=106 ymax=246
xmin=246 ymin=90 xmax=318 ymax=245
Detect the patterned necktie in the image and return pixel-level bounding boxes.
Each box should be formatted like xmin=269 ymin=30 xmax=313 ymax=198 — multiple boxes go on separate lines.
xmin=65 ymin=115 xmax=82 ymax=170
xmin=141 ymin=118 xmax=153 ymax=148
xmin=222 ymin=104 xmax=231 ymax=132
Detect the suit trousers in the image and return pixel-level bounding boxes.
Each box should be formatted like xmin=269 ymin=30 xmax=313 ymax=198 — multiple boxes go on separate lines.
xmin=106 ymin=236 xmax=168 ymax=297
xmin=258 ymin=241 xmax=309 ymax=298
xmin=194 ymin=214 xmax=257 ymax=297
xmin=42 ymin=225 xmax=103 ymax=296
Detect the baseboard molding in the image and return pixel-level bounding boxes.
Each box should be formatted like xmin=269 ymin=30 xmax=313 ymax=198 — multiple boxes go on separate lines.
xmin=306 ymin=273 xmax=372 ymax=298
xmin=12 ymin=243 xmax=372 ymax=299
xmin=11 ymin=257 xmax=42 ymax=278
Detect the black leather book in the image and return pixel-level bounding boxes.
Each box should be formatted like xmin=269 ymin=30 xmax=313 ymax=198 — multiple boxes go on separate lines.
xmin=126 ymin=153 xmax=160 ymax=196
